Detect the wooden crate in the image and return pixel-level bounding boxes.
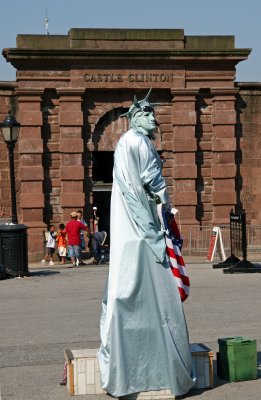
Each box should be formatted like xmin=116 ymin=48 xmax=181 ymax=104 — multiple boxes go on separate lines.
xmin=190 ymin=343 xmax=214 ymax=389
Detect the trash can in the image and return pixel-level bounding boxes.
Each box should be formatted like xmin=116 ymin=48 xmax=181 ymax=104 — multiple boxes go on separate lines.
xmin=218 ymin=336 xmax=257 ymax=382
xmin=0 ymin=224 xmax=29 ymax=277
xmin=0 ymin=261 xmax=6 ymax=280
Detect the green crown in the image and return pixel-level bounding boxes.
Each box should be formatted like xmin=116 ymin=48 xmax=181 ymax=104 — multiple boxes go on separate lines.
xmin=120 ymin=88 xmax=154 ymax=120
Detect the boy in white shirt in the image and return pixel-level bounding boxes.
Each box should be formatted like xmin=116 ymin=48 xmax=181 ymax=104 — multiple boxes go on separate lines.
xmin=41 ymin=225 xmax=57 ymax=265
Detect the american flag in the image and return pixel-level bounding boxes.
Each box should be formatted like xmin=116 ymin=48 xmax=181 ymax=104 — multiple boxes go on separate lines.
xmin=158 ymin=204 xmax=190 ymax=302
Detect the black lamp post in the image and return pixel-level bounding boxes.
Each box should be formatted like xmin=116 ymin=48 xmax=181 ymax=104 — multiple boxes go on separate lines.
xmin=0 ymin=111 xmax=20 ymax=224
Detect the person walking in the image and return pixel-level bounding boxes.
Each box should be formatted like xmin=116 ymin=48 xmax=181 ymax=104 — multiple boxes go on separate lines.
xmin=66 ymin=211 xmax=89 ymax=267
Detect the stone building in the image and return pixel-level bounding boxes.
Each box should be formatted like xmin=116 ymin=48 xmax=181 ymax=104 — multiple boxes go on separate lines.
xmin=0 ymin=28 xmax=260 ymax=261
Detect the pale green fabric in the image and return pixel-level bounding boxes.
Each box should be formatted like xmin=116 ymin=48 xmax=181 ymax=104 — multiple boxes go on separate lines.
xmin=98 ymin=129 xmax=194 ymax=397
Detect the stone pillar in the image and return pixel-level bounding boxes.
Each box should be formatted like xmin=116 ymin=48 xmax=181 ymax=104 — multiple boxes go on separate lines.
xmin=58 ymin=89 xmax=85 ymax=223
xmin=171 ymin=90 xmax=198 ymax=231
xmin=211 ymin=89 xmax=238 ymax=224
xmin=17 ymin=89 xmax=45 ymax=261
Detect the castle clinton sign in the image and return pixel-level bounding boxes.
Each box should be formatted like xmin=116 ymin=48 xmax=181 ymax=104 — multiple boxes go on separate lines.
xmin=85 ymin=71 xmax=176 ymax=85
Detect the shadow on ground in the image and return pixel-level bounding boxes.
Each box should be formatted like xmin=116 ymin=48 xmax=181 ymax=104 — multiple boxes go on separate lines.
xmin=29 ymin=269 xmax=61 ymax=277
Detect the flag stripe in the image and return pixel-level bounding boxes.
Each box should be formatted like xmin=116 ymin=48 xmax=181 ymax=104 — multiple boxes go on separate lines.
xmin=157 ymin=204 xmax=190 ymax=302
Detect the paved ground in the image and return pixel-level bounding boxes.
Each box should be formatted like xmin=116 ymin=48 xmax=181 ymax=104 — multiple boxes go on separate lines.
xmin=0 ymin=260 xmax=260 ymax=400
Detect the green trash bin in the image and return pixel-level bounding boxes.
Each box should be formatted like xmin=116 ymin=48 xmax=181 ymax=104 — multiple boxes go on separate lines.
xmin=218 ymin=336 xmax=257 ymax=382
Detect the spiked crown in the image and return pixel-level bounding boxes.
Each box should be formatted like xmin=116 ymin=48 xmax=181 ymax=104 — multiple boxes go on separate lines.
xmin=120 ymin=88 xmax=154 ymax=120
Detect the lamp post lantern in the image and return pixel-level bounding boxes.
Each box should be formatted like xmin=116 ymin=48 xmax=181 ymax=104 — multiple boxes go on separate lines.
xmin=0 ymin=111 xmax=20 ymax=224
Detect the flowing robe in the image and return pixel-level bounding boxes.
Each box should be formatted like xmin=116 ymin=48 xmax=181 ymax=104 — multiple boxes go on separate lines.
xmin=98 ymin=128 xmax=194 ymax=397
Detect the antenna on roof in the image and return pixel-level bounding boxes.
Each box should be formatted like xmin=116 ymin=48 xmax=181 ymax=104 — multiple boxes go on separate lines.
xmin=45 ymin=7 xmax=49 ymax=35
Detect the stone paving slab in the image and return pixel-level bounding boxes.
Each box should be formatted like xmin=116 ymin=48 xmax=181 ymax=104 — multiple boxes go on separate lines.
xmin=0 ymin=262 xmax=260 ymax=399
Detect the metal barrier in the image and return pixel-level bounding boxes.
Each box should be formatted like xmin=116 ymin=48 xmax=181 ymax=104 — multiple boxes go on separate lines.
xmin=188 ymin=225 xmax=261 ymax=258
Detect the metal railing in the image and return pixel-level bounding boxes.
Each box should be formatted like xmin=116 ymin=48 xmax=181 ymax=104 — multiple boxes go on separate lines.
xmin=188 ymin=225 xmax=261 ymax=258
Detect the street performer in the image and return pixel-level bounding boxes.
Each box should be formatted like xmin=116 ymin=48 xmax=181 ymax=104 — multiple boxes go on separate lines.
xmin=98 ymin=90 xmax=194 ymax=398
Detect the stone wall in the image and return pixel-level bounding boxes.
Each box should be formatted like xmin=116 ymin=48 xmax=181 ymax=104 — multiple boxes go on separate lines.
xmin=236 ymin=83 xmax=261 ymax=224
xmin=0 ymin=82 xmax=18 ymax=221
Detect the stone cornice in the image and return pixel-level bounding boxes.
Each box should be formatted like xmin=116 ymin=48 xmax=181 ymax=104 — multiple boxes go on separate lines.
xmin=3 ymin=48 xmax=251 ymax=68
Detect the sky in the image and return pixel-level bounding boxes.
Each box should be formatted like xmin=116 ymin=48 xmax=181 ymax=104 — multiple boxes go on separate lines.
xmin=0 ymin=0 xmax=260 ymax=82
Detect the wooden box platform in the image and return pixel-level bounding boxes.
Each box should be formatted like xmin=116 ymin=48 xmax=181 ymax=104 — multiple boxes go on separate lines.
xmin=64 ymin=345 xmax=213 ymax=397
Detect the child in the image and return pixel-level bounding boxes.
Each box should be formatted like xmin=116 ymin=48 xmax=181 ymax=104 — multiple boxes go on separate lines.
xmin=41 ymin=225 xmax=57 ymax=265
xmin=57 ymin=223 xmax=67 ymax=264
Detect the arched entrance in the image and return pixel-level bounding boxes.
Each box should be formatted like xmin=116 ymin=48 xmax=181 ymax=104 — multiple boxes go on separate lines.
xmin=90 ymin=105 xmax=129 ymax=240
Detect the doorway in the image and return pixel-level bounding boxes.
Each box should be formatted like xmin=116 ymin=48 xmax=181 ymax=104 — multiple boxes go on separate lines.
xmin=92 ymin=151 xmax=113 ymax=240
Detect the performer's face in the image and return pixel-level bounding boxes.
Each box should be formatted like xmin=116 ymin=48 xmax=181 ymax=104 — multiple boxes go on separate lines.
xmin=137 ymin=111 xmax=156 ymax=135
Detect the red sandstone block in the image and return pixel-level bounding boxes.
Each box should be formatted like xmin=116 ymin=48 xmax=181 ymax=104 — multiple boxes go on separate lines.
xmin=213 ymin=179 xmax=235 ymax=191
xmin=201 ymin=212 xmax=213 ymax=222
xmin=157 ymin=115 xmax=171 ymax=124
xmin=19 ymin=166 xmax=43 ymax=181
xmin=213 ymin=125 xmax=235 ymax=138
xmin=61 ymin=166 xmax=84 ymax=180
xmin=159 ymin=123 xmax=173 ymax=133
xmin=46 ymin=142 xmax=60 ymax=152
xmin=214 ymin=101 xmax=235 ymax=111
xmin=161 ymin=159 xmax=173 ymax=169
xmin=60 ymin=126 xmax=82 ymax=137
xmin=19 ymin=126 xmax=42 ymax=139
xmin=21 ymin=208 xmax=43 ymax=223
xmin=164 ymin=177 xmax=174 ymax=186
xmin=174 ymin=179 xmax=195 ymax=191
xmin=19 ymin=139 xmax=43 ymax=154
xmin=213 ymin=205 xmax=233 ymax=224
xmin=199 ymin=142 xmax=212 ymax=151
xmin=174 ymin=102 xmax=195 ymax=112
xmin=172 ymin=205 xmax=196 ymax=221
xmin=20 ymin=181 xmax=42 ymax=193
xmin=60 ymin=193 xmax=85 ymax=207
xmin=200 ymin=115 xmax=212 ymax=124
xmin=174 ymin=153 xmax=195 ymax=164
xmin=60 ymin=102 xmax=82 ymax=113
xmin=200 ymin=124 xmax=213 ymax=133
xmin=161 ymin=133 xmax=173 ymax=142
xmin=174 ymin=191 xmax=197 ymax=205
xmin=19 ymin=112 xmax=43 ymax=126
xmin=49 ymin=196 xmax=60 ymax=205
xmin=162 ymin=167 xmax=173 ymax=177
xmin=212 ymin=111 xmax=236 ymax=125
xmin=61 ymin=153 xmax=82 ymax=165
xmin=213 ymin=152 xmax=235 ymax=164
xmin=20 ymin=193 xmax=44 ymax=208
xmin=213 ymin=138 xmax=236 ymax=152
xmin=201 ymin=167 xmax=211 ymax=177
xmin=19 ymin=102 xmax=41 ymax=112
xmin=201 ymin=193 xmax=212 ymax=203
xmin=49 ymin=124 xmax=60 ymax=134
xmin=20 ymin=154 xmax=42 ymax=167
xmin=59 ymin=112 xmax=83 ymax=126
xmin=173 ymin=165 xmax=197 ymax=179
xmin=62 ymin=181 xmax=83 ymax=192
xmin=172 ymin=111 xmax=196 ymax=125
xmin=203 ymin=203 xmax=213 ymax=212
xmin=161 ymin=141 xmax=173 ymax=151
xmin=49 ymin=179 xmax=61 ymax=188
xmin=213 ymin=191 xmax=236 ymax=205
xmin=211 ymin=164 xmax=236 ymax=178
xmin=52 ymin=187 xmax=61 ymax=196
xmin=174 ymin=125 xmax=195 ymax=140
xmin=46 ymin=170 xmax=59 ymax=180
xmin=173 ymin=139 xmax=197 ymax=152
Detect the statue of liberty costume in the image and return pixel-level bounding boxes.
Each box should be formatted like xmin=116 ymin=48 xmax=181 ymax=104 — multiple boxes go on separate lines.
xmin=98 ymin=90 xmax=194 ymax=398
